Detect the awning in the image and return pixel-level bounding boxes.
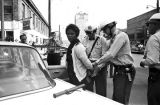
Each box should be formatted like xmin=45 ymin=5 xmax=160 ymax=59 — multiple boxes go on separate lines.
xmin=23 ymin=30 xmax=48 ymax=39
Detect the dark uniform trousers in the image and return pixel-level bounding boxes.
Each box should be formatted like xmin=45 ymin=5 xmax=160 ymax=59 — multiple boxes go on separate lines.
xmin=148 ymin=67 xmax=160 ymax=105
xmin=112 ymin=64 xmax=136 ymax=105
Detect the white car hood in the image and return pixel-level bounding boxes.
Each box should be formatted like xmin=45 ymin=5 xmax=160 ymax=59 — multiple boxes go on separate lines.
xmin=0 ymin=79 xmax=122 ymax=105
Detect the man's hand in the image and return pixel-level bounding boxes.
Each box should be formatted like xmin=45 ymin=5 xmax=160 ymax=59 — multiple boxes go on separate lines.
xmin=140 ymin=61 xmax=145 ymax=68
xmin=91 ymin=65 xmax=101 ymax=77
xmin=92 ymin=61 xmax=98 ymax=67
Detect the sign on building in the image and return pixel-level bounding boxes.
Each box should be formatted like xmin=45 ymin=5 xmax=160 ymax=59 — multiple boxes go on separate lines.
xmin=23 ymin=20 xmax=30 ymax=30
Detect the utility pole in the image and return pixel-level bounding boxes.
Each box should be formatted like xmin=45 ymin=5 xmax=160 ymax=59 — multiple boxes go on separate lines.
xmin=1 ymin=0 xmax=4 ymax=41
xmin=59 ymin=25 xmax=61 ymax=41
xmin=75 ymin=14 xmax=76 ymax=25
xmin=48 ymin=0 xmax=51 ymax=37
xmin=157 ymin=0 xmax=159 ymax=13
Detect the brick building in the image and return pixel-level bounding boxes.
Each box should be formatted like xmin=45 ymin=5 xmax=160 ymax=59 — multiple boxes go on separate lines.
xmin=127 ymin=9 xmax=158 ymax=45
xmin=0 ymin=0 xmax=49 ymax=45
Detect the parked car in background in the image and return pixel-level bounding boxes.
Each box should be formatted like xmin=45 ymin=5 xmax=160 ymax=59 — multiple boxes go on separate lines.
xmin=131 ymin=43 xmax=145 ymax=54
xmin=0 ymin=42 xmax=122 ymax=105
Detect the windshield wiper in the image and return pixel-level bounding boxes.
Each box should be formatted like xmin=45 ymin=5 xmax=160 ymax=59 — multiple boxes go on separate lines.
xmin=38 ymin=63 xmax=56 ymax=87
xmin=53 ymin=84 xmax=85 ymax=98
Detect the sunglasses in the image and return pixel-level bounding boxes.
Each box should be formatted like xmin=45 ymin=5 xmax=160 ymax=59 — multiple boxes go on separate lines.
xmin=145 ymin=20 xmax=159 ymax=27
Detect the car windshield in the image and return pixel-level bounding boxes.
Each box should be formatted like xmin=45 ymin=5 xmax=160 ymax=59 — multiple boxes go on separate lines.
xmin=0 ymin=46 xmax=55 ymax=98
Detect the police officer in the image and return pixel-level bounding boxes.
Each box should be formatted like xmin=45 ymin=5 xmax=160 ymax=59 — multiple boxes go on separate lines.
xmin=93 ymin=21 xmax=136 ymax=105
xmin=82 ymin=25 xmax=108 ymax=97
xmin=140 ymin=13 xmax=160 ymax=105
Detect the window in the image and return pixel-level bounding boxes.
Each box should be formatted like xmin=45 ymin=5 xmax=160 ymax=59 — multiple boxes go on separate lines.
xmin=0 ymin=32 xmax=1 ymax=40
xmin=27 ymin=6 xmax=31 ymax=18
xmin=36 ymin=17 xmax=38 ymax=29
xmin=4 ymin=5 xmax=13 ymax=20
xmin=4 ymin=6 xmax=12 ymax=14
xmin=36 ymin=36 xmax=38 ymax=43
xmin=5 ymin=31 xmax=14 ymax=42
xmin=33 ymin=14 xmax=35 ymax=29
xmin=22 ymin=4 xmax=25 ymax=19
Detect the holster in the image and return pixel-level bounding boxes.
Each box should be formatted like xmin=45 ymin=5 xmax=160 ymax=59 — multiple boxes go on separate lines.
xmin=114 ymin=64 xmax=135 ymax=81
xmin=114 ymin=64 xmax=134 ymax=74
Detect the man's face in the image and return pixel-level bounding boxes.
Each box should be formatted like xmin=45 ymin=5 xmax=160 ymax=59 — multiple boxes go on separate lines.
xmin=21 ymin=35 xmax=27 ymax=43
xmin=147 ymin=22 xmax=157 ymax=35
xmin=85 ymin=31 xmax=94 ymax=39
xmin=104 ymin=26 xmax=116 ymax=38
xmin=104 ymin=28 xmax=110 ymax=35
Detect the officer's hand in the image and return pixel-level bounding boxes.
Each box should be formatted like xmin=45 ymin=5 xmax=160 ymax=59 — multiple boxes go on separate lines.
xmin=140 ymin=61 xmax=145 ymax=68
xmin=92 ymin=61 xmax=98 ymax=67
xmin=91 ymin=65 xmax=101 ymax=77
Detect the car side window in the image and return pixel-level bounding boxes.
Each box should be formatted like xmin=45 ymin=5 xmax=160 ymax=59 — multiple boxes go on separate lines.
xmin=0 ymin=46 xmax=51 ymax=98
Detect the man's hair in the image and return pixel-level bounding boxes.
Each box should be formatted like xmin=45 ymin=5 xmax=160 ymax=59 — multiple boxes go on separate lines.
xmin=65 ymin=24 xmax=80 ymax=37
xmin=20 ymin=33 xmax=26 ymax=39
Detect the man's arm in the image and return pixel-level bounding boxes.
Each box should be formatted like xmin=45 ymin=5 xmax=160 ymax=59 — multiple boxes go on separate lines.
xmin=76 ymin=44 xmax=93 ymax=70
xmin=96 ymin=34 xmax=125 ymax=65
xmin=140 ymin=35 xmax=160 ymax=67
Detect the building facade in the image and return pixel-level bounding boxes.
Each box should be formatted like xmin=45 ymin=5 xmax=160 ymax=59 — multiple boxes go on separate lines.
xmin=127 ymin=9 xmax=158 ymax=45
xmin=75 ymin=12 xmax=88 ymax=41
xmin=0 ymin=0 xmax=49 ymax=45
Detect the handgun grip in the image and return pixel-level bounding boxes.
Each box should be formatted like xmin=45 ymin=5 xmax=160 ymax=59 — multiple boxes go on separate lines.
xmin=127 ymin=73 xmax=132 ymax=82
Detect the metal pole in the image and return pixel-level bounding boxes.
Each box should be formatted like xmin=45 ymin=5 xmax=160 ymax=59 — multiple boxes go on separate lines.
xmin=157 ymin=0 xmax=159 ymax=13
xmin=48 ymin=0 xmax=51 ymax=37
xmin=75 ymin=14 xmax=76 ymax=25
xmin=1 ymin=0 xmax=4 ymax=41
xmin=59 ymin=25 xmax=61 ymax=41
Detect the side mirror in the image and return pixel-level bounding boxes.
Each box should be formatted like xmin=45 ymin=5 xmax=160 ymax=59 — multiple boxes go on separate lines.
xmin=47 ymin=65 xmax=68 ymax=81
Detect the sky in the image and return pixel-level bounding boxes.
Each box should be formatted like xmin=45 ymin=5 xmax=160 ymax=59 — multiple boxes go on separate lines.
xmin=32 ymin=0 xmax=157 ymax=40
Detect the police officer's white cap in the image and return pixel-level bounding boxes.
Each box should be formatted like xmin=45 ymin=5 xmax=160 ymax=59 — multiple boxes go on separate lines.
xmin=149 ymin=13 xmax=160 ymax=20
xmin=100 ymin=21 xmax=117 ymax=31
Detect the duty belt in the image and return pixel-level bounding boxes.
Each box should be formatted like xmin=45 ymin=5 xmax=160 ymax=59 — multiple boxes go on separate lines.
xmin=113 ymin=64 xmax=133 ymax=81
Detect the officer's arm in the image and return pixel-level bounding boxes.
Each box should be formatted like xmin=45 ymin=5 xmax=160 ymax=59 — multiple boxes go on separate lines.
xmin=143 ymin=35 xmax=160 ymax=66
xmin=96 ymin=34 xmax=125 ymax=65
xmin=76 ymin=45 xmax=93 ymax=70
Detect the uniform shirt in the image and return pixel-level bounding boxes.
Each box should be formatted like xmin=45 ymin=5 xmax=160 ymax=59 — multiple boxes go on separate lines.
xmin=72 ymin=43 xmax=93 ymax=81
xmin=82 ymin=35 xmax=109 ymax=61
xmin=143 ymin=30 xmax=160 ymax=65
xmin=96 ymin=29 xmax=134 ymax=66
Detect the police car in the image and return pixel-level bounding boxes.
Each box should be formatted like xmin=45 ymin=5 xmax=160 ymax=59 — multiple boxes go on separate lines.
xmin=0 ymin=42 xmax=122 ymax=105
